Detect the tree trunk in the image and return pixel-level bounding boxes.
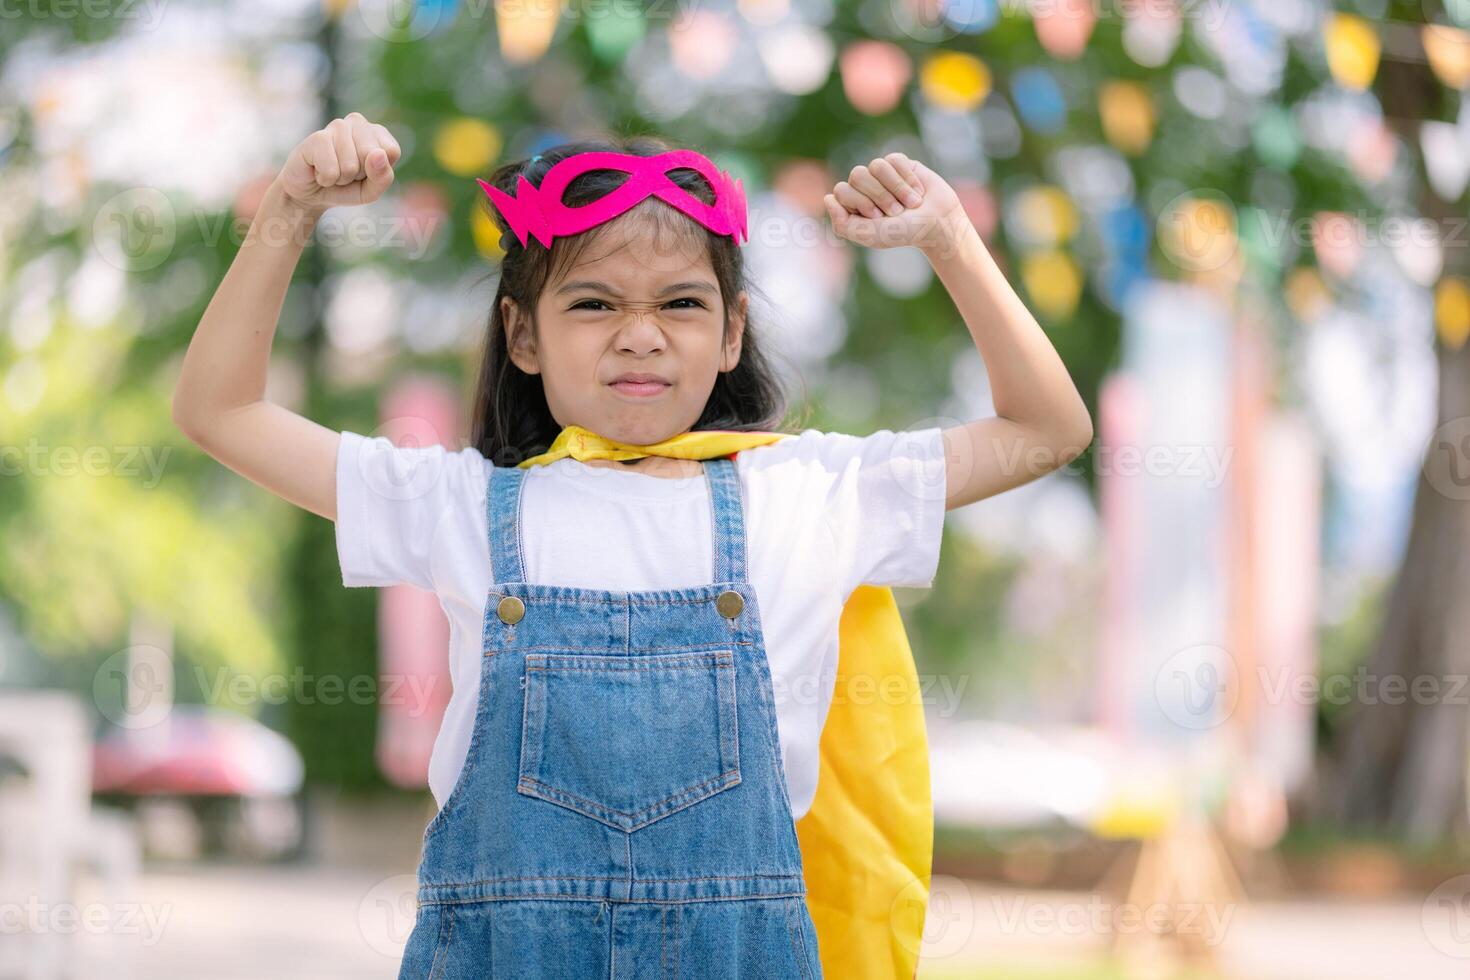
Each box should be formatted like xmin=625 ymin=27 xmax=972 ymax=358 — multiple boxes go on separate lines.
xmin=1326 ymin=336 xmax=1470 ymax=843
xmin=1320 ymin=41 xmax=1470 ymax=846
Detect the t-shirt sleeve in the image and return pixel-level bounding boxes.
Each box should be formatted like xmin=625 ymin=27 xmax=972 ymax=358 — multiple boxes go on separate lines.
xmin=334 ymin=429 xmax=488 ymax=591
xmin=813 ymin=426 xmax=948 ymax=592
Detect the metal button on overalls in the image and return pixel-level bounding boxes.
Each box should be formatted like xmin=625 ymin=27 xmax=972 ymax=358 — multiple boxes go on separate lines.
xmin=716 ymin=589 xmax=744 ymax=618
xmin=398 ymin=456 xmax=822 ymax=979
xmin=496 ymin=595 xmax=525 ymax=624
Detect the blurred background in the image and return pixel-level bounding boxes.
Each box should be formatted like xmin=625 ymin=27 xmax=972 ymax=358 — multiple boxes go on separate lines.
xmin=3 ymin=0 xmax=1470 ymax=977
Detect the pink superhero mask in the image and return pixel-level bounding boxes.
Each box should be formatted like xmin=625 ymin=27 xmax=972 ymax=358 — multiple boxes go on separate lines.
xmin=476 ymin=149 xmax=749 ymax=250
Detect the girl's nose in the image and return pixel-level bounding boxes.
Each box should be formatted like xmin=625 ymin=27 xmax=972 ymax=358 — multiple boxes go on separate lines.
xmin=614 ymin=311 xmax=667 ymax=352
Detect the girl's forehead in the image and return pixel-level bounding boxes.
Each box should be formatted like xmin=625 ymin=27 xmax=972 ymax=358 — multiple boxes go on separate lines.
xmin=550 ymin=229 xmax=716 ymax=291
xmin=555 ymin=201 xmax=712 ymax=267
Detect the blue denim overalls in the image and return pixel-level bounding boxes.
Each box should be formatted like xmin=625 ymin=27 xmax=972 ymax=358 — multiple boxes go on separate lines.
xmin=398 ymin=457 xmax=823 ymax=978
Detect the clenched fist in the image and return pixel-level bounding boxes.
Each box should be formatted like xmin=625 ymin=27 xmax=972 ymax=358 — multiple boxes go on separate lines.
xmin=275 ymin=111 xmax=401 ymax=214
xmin=823 ymin=152 xmax=971 ymax=254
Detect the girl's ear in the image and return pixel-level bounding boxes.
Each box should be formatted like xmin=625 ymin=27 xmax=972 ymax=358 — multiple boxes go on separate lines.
xmin=502 ymin=297 xmax=540 ymax=374
xmin=720 ymin=291 xmax=747 ymax=372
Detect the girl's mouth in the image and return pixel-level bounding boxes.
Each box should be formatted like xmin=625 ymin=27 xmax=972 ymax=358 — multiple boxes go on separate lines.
xmin=609 ymin=381 xmax=671 ymax=398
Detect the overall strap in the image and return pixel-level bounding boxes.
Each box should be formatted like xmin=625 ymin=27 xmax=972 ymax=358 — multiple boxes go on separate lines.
xmin=486 ymin=463 xmax=526 ymax=585
xmin=484 ymin=456 xmax=749 ymax=586
xmin=704 ymin=456 xmax=748 ymax=585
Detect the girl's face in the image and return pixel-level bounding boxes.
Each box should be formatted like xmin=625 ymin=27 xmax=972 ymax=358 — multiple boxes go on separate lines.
xmin=502 ymin=215 xmax=746 ymax=447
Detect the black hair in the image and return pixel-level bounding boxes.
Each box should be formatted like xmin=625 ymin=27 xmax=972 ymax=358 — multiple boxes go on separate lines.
xmin=468 ymin=133 xmax=800 ymax=467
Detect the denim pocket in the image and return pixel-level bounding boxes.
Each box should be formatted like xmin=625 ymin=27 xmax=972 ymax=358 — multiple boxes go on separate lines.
xmin=517 ymin=650 xmax=741 ymax=831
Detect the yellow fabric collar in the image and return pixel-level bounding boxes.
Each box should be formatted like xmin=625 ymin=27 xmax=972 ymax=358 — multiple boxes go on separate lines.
xmin=520 ymin=424 xmax=933 ymax=980
xmin=516 ymin=424 xmax=793 ymax=468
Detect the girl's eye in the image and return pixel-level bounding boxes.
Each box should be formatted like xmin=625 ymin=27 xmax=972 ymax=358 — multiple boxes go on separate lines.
xmin=569 ymin=298 xmax=706 ymax=311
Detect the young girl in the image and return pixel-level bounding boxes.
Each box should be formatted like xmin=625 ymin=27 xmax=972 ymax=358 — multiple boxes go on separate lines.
xmin=173 ymin=113 xmax=1092 ymax=978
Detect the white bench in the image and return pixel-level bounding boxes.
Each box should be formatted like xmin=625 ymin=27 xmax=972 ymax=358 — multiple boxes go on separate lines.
xmin=0 ymin=690 xmax=142 ymax=980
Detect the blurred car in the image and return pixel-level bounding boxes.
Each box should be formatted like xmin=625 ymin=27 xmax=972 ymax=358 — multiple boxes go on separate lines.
xmin=92 ymin=705 xmax=306 ymax=861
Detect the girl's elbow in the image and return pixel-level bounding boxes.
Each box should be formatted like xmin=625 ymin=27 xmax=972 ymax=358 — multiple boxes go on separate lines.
xmin=1051 ymin=416 xmax=1092 ymax=471
xmin=1061 ymin=399 xmax=1094 ymax=453
xmin=171 ymin=395 xmax=212 ymax=449
xmin=1069 ymin=414 xmax=1094 ymax=452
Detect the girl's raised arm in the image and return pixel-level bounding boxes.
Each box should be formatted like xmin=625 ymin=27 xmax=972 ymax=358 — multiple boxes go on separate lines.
xmin=172 ymin=112 xmax=401 ymax=522
xmin=824 ymin=153 xmax=1094 ymax=512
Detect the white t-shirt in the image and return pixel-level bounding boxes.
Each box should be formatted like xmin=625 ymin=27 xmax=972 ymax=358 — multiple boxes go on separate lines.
xmin=334 ymin=426 xmax=948 ymax=820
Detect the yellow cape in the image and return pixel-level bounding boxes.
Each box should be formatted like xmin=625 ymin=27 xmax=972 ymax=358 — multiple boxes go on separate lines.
xmin=521 ymin=425 xmax=931 ymax=979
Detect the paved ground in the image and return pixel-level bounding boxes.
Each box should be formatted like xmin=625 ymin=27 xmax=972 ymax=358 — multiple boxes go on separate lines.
xmin=14 ymin=799 xmax=1468 ymax=980
xmin=29 ymin=863 xmax=1466 ymax=980
xmin=920 ymin=876 xmax=1470 ymax=980
xmin=68 ymin=862 xmax=408 ymax=980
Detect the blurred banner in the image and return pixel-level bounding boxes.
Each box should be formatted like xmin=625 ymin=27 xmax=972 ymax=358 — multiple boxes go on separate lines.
xmin=1098 ymin=280 xmax=1320 ymax=829
xmin=375 ymin=376 xmax=457 ymax=789
xmin=1099 ymin=279 xmax=1233 ymax=746
xmin=1247 ymin=410 xmax=1320 ymax=796
xmin=1232 ymin=314 xmax=1321 ymax=801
